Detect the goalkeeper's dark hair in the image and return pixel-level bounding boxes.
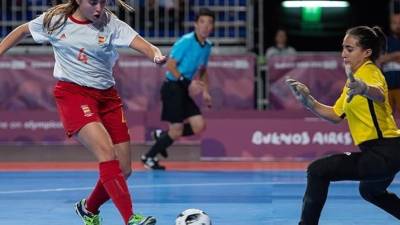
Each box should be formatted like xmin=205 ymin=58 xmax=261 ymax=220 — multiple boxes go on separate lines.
xmin=346 ymin=26 xmax=387 ymax=62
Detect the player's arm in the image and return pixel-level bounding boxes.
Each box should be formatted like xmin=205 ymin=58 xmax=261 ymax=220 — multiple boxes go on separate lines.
xmin=367 ymin=86 xmax=385 ymax=102
xmin=345 ymin=68 xmax=385 ymax=103
xmin=377 ymin=52 xmax=400 ymax=64
xmin=347 ymin=82 xmax=385 ymax=103
xmin=199 ymin=67 xmax=209 ymax=92
xmin=286 ymin=78 xmax=342 ymax=124
xmin=129 ymin=35 xmax=166 ymax=64
xmin=199 ymin=67 xmax=212 ymax=107
xmin=0 ymin=23 xmax=30 ymax=56
xmin=166 ymin=57 xmax=182 ymax=80
xmin=309 ymin=101 xmax=343 ymax=124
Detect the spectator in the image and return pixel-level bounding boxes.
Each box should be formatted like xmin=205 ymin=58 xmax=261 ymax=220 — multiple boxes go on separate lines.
xmin=378 ymin=14 xmax=400 ymax=117
xmin=265 ymin=29 xmax=296 ymax=61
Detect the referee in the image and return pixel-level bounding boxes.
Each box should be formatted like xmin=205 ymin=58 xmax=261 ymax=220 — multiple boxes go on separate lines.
xmin=141 ymin=8 xmax=215 ymax=170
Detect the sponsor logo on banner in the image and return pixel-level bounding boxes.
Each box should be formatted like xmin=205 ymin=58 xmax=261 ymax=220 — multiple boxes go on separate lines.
xmin=251 ymin=131 xmax=353 ymax=146
xmin=0 ymin=60 xmax=26 ymax=69
xmin=30 ymin=61 xmax=53 ymax=68
xmin=208 ymin=60 xmax=249 ymax=69
xmin=272 ymin=60 xmax=338 ymax=70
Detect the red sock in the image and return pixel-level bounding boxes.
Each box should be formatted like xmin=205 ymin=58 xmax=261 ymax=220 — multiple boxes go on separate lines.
xmin=99 ymin=160 xmax=133 ymax=224
xmin=86 ymin=179 xmax=110 ymax=214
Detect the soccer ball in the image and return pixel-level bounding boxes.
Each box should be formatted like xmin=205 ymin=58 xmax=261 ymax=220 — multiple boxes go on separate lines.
xmin=175 ymin=208 xmax=211 ymax=225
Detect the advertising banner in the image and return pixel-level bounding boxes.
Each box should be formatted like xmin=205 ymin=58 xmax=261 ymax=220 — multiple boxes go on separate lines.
xmin=268 ymin=53 xmax=346 ymax=110
xmin=0 ymin=54 xmax=255 ymax=111
xmin=0 ymin=111 xmax=146 ymax=143
xmin=1 ymin=110 xmax=395 ymax=161
xmin=201 ymin=111 xmax=356 ymax=161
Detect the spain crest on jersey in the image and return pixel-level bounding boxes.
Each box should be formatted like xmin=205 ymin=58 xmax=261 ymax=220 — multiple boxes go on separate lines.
xmin=59 ymin=33 xmax=66 ymax=40
xmin=98 ymin=35 xmax=106 ymax=45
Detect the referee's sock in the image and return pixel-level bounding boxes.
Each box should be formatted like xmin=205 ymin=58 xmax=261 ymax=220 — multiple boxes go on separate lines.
xmin=146 ymin=132 xmax=174 ymax=158
xmin=182 ymin=123 xmax=194 ymax=136
xmin=157 ymin=123 xmax=193 ymax=138
xmin=148 ymin=124 xmax=193 ymax=158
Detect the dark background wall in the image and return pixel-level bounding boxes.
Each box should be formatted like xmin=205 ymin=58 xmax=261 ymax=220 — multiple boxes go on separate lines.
xmin=263 ymin=0 xmax=392 ymax=52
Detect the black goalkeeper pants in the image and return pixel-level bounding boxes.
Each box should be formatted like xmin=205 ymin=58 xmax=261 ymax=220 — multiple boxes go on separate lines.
xmin=299 ymin=137 xmax=400 ymax=225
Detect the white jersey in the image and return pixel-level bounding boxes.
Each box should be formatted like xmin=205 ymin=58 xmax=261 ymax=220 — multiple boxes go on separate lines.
xmin=28 ymin=13 xmax=138 ymax=89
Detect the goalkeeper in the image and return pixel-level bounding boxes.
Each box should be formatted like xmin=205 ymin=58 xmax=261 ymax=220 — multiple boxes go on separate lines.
xmin=287 ymin=26 xmax=400 ymax=225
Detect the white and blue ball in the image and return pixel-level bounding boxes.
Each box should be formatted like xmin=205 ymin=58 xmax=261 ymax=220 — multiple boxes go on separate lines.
xmin=175 ymin=208 xmax=211 ymax=225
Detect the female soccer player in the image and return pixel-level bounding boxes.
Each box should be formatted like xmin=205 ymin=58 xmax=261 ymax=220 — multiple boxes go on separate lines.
xmin=287 ymin=26 xmax=400 ymax=225
xmin=0 ymin=1 xmax=166 ymax=225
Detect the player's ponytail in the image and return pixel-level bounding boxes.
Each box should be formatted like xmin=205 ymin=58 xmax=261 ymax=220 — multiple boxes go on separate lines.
xmin=43 ymin=0 xmax=78 ymax=34
xmin=116 ymin=0 xmax=135 ymax=12
xmin=371 ymin=26 xmax=387 ymax=58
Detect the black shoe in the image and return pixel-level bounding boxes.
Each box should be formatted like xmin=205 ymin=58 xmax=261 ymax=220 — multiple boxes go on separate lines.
xmin=151 ymin=129 xmax=169 ymax=158
xmin=141 ymin=155 xmax=166 ymax=170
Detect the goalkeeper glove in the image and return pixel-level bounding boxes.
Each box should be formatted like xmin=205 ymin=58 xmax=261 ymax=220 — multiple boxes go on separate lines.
xmin=286 ymin=78 xmax=316 ymax=109
xmin=346 ymin=79 xmax=369 ymax=102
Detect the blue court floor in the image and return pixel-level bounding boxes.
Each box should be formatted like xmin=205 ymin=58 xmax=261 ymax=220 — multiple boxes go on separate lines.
xmin=0 ymin=171 xmax=399 ymax=225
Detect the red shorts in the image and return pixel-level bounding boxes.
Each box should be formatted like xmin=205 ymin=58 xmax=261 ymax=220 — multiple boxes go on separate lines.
xmin=53 ymin=81 xmax=130 ymax=144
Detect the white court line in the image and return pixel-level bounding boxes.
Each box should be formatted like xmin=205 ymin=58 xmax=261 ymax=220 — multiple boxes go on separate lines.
xmin=2 ymin=180 xmax=398 ymax=195
xmin=0 ymin=181 xmax=297 ymax=194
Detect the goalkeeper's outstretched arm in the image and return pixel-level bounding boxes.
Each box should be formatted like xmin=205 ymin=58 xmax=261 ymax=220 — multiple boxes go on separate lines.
xmin=286 ymin=78 xmax=342 ymax=124
xmin=308 ymin=101 xmax=343 ymax=124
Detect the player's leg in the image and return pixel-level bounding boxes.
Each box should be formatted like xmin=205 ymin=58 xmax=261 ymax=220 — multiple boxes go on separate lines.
xmin=357 ymin=139 xmax=400 ymax=219
xmin=185 ymin=115 xmax=206 ymax=135
xmin=112 ymin=143 xmax=159 ymax=225
xmin=142 ymin=122 xmax=183 ymax=169
xmin=359 ymin=177 xmax=400 ymax=218
xmin=83 ymin=89 xmax=132 ymax=214
xmin=54 ymin=82 xmax=106 ymax=225
xmin=299 ymin=151 xmax=379 ymax=225
xmin=179 ymin=91 xmax=204 ymax=136
xmin=100 ymin=102 xmax=132 ymax=178
xmin=299 ymin=151 xmax=376 ymax=225
xmin=84 ymin=142 xmax=131 ymax=218
xmin=114 ymin=142 xmax=132 ymax=177
xmin=77 ymin=124 xmax=156 ymax=225
xmin=99 ymin=92 xmax=156 ymax=224
xmin=298 ymin=153 xmax=357 ymax=225
xmin=147 ymin=90 xmax=203 ymax=161
xmin=152 ymin=121 xmax=196 ymax=141
xmin=150 ymin=118 xmax=199 ymax=157
xmin=77 ymin=122 xmax=134 ymax=224
xmin=299 ymin=142 xmax=400 ymax=225
xmin=142 ymin=81 xmax=183 ymax=169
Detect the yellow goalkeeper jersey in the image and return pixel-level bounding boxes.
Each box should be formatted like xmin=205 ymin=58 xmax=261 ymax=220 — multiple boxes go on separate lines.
xmin=333 ymin=60 xmax=400 ymax=145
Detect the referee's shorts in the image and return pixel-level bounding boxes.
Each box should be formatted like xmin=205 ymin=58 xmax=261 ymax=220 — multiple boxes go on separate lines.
xmin=160 ymin=80 xmax=201 ymax=123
